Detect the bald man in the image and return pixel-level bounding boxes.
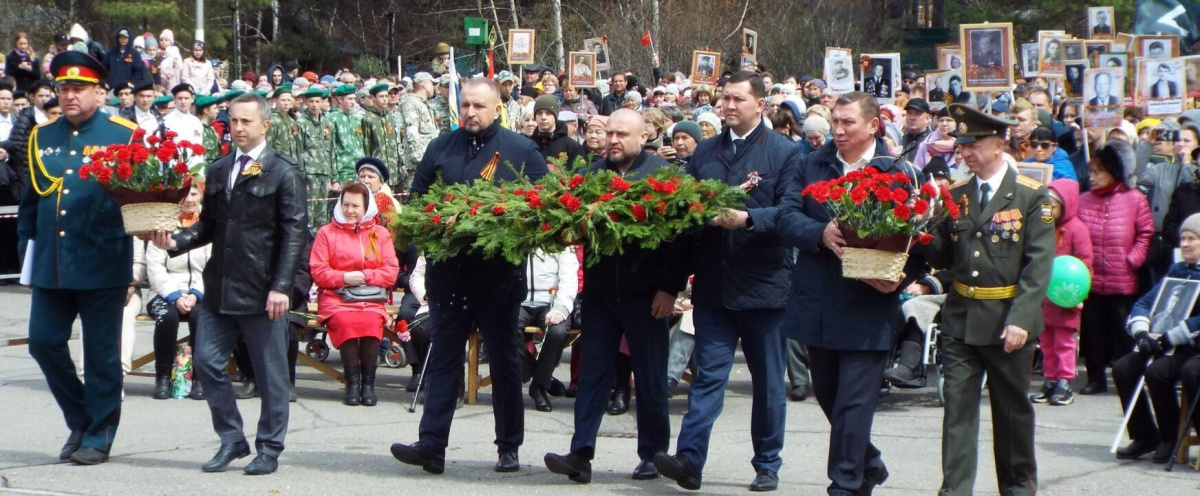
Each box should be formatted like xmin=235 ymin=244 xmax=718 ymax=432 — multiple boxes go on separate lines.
xmin=390 ymin=78 xmax=549 ymax=475
xmin=543 ymin=108 xmax=691 ymax=483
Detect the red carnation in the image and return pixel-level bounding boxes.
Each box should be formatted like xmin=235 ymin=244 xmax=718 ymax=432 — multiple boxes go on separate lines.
xmin=492 ymin=204 xmax=506 ymax=215
xmin=179 ymin=140 xmax=192 ymax=148
xmin=527 ymin=194 xmax=544 ymax=209
xmin=155 ymin=146 xmax=174 ymax=162
xmin=655 ymin=201 xmax=666 ymax=214
xmin=96 ymin=167 xmax=113 ymax=185
xmin=432 ymin=214 xmax=442 ymax=225
xmin=918 ymin=232 xmax=933 ymax=245
xmin=133 ymin=147 xmax=150 ymax=163
xmin=850 ymin=188 xmax=869 ymax=205
xmin=643 ymin=194 xmax=653 ymax=201
xmin=116 ymin=147 xmax=133 ymax=162
xmin=913 ymin=199 xmax=929 ymax=215
xmin=132 ymin=128 xmax=147 ymax=141
xmin=514 ymin=188 xmax=524 ymax=196
xmin=469 ymin=202 xmax=481 ymax=215
xmin=79 ymin=166 xmax=91 ymax=179
xmin=873 ymin=187 xmax=891 ymax=202
xmin=891 ymin=188 xmax=909 ymax=203
xmin=425 ymin=203 xmax=436 ymax=212
xmin=147 ymin=135 xmax=161 ymax=145
xmin=568 ymin=175 xmax=585 ymax=189
xmin=599 ymin=192 xmax=615 ymax=202
xmin=631 ymin=204 xmax=647 ymax=222
xmin=443 ymin=193 xmax=454 ymax=202
xmin=541 ymin=222 xmax=552 ymax=232
xmin=893 ymin=204 xmax=912 ymax=221
xmin=689 ymin=200 xmax=704 ymax=213
xmin=558 ymin=193 xmax=582 ymax=212
xmin=191 ymin=144 xmax=206 ymax=156
xmin=89 ymin=151 xmax=106 ymax=163
xmin=534 ymin=184 xmax=544 ymax=191
xmin=174 ymin=161 xmax=189 ymax=174
xmin=921 ymin=183 xmax=938 ymax=198
xmin=608 ymin=211 xmax=620 ymax=221
xmin=164 ymin=130 xmax=178 ymax=140
xmin=610 ymin=176 xmax=631 ymax=192
xmin=830 ymin=186 xmax=846 ymax=199
xmin=947 ymin=202 xmax=960 ymax=219
xmin=893 ymin=172 xmax=911 ymax=184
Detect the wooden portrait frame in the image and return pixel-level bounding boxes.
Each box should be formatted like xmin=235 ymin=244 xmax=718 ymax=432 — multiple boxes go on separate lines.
xmin=507 ymin=29 xmax=536 ymax=65
xmin=567 ymin=51 xmax=597 ymax=88
xmin=1136 ymin=35 xmax=1182 ymax=60
xmin=691 ymin=50 xmax=721 ymax=85
xmin=960 ymin=22 xmax=1015 ymax=92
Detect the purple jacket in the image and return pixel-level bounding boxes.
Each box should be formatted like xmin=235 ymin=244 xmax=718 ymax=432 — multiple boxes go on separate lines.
xmin=1077 ymin=184 xmax=1154 ymax=295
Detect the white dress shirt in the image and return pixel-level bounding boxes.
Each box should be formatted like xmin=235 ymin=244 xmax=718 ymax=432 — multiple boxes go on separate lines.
xmin=976 ymin=163 xmax=1008 ymax=205
xmin=837 ymin=144 xmax=876 ymax=174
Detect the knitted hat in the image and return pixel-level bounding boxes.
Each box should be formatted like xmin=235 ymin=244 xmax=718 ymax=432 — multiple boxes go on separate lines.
xmin=132 ymin=36 xmax=145 ymax=50
xmin=586 ymin=115 xmax=609 ymax=131
xmin=1136 ymin=118 xmax=1163 ymax=132
xmin=143 ymin=34 xmax=158 ymax=50
xmin=160 ymin=29 xmax=175 ymax=45
xmin=355 ymin=157 xmax=389 ymax=184
xmin=1182 ymin=213 xmax=1200 ymax=239
xmin=672 ymin=120 xmax=702 ymax=142
xmin=69 ymin=24 xmax=88 ymax=42
xmin=801 ymin=114 xmax=830 ymax=136
xmin=534 ymin=94 xmax=560 ymax=117
xmin=696 ymin=112 xmax=721 ymax=132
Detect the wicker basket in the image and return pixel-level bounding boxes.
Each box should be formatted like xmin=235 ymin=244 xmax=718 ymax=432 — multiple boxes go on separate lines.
xmin=120 ymin=202 xmax=181 ymax=236
xmin=841 ymin=247 xmax=909 ymax=282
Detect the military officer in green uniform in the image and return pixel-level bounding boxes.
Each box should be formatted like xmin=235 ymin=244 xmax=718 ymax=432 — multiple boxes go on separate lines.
xmin=296 ymin=88 xmax=335 ymax=226
xmin=266 ymin=84 xmax=300 ymax=160
xmin=920 ymin=104 xmax=1054 ymax=496
xmin=17 ymin=51 xmax=140 ymax=466
xmin=362 ymin=83 xmax=404 ymax=189
xmin=428 ymin=75 xmax=454 ymax=135
xmin=327 ymin=84 xmax=365 ymax=184
xmin=398 ymin=73 xmax=440 ymax=189
xmin=195 ymin=94 xmax=222 ymax=166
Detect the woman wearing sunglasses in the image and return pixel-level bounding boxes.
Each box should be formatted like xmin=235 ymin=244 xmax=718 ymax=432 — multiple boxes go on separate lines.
xmin=1024 ymin=125 xmax=1078 ymax=181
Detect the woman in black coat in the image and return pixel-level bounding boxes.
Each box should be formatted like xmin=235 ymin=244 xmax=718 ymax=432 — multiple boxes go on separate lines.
xmin=1163 ymin=161 xmax=1200 ymax=249
xmin=6 ymin=32 xmax=42 ymax=92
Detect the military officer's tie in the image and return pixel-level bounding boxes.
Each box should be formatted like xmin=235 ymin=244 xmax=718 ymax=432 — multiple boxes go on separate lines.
xmin=978 ymin=182 xmax=991 ymax=210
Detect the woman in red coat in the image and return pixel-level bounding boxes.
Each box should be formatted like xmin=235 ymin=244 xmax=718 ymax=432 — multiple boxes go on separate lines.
xmin=311 ymin=182 xmax=400 ymax=406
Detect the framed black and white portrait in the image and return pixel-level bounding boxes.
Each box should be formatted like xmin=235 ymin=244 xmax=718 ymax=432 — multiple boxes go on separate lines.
xmin=961 ymin=23 xmax=1014 ymax=91
xmin=1089 ymin=7 xmax=1116 ymax=40
xmin=860 ymin=53 xmax=901 ymax=103
xmin=825 ymin=54 xmax=855 ymax=94
xmin=1021 ymin=43 xmax=1040 ymax=79
xmin=1149 ymin=278 xmax=1200 ymax=335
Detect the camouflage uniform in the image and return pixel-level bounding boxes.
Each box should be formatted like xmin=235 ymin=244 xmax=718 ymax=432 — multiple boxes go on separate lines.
xmin=327 ymin=107 xmax=365 ymax=183
xmin=266 ymin=109 xmax=301 ymax=160
xmin=296 ymin=110 xmax=335 ymax=227
xmin=362 ymin=105 xmax=404 ymax=189
xmin=428 ymin=94 xmax=453 ymax=135
xmin=201 ymin=123 xmax=220 ymax=165
xmin=399 ymin=92 xmax=440 ymax=188
xmin=503 ymin=98 xmax=523 ymax=132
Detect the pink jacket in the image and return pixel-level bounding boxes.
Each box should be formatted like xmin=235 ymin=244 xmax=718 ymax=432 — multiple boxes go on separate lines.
xmin=311 ymin=214 xmax=400 ymax=323
xmin=1043 ymin=179 xmax=1095 ymax=328
xmin=1077 ymin=184 xmax=1154 ymax=295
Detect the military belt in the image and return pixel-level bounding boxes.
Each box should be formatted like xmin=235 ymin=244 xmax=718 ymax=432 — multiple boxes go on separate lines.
xmin=953 ymin=281 xmax=1018 ymax=300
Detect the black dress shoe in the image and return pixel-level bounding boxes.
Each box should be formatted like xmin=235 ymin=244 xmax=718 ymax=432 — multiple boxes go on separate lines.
xmin=861 ymin=465 xmax=889 ymax=496
xmin=58 ymin=430 xmax=83 ymax=461
xmin=406 ymin=372 xmax=423 ymax=393
xmin=544 ymin=452 xmax=591 ymax=483
xmin=607 ymin=388 xmax=630 ymax=415
xmin=495 ymin=451 xmax=520 ymax=472
xmin=1152 ymin=442 xmax=1174 ymax=464
xmin=202 ymin=442 xmax=251 ymax=472
xmin=654 ymin=452 xmax=702 ymax=490
xmin=632 ymin=459 xmax=659 ymax=480
xmin=529 ymin=384 xmax=553 ymax=412
xmin=749 ymin=468 xmax=778 ymax=492
xmin=235 ymin=381 xmax=259 ymax=399
xmin=244 ymin=453 xmax=279 ymax=475
xmin=152 ymin=375 xmax=171 ymax=400
xmin=564 ymin=386 xmax=577 ymax=398
xmin=787 ymin=385 xmax=809 ymax=402
xmin=1079 ymin=381 xmax=1107 ymax=395
xmin=1116 ymin=438 xmax=1157 ymax=460
xmin=68 ymin=447 xmax=108 ymax=465
xmin=189 ymin=381 xmax=206 ymax=401
xmin=548 ymin=377 xmax=566 ymax=397
xmin=390 ymin=442 xmax=445 ymax=474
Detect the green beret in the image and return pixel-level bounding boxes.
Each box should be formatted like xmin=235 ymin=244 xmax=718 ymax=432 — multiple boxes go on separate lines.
xmin=253 ymin=89 xmax=270 ymax=97
xmin=271 ymin=84 xmax=292 ymax=99
xmin=331 ymin=84 xmax=356 ymax=97
xmin=219 ymin=90 xmax=245 ymax=103
xmin=194 ymin=95 xmax=218 ymax=109
xmin=369 ymin=83 xmax=391 ymax=95
xmin=297 ymin=88 xmax=325 ymax=99
xmin=153 ymin=95 xmax=173 ymax=107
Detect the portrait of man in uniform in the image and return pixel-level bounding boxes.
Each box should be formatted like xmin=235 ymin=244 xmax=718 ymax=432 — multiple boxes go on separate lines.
xmin=1149 ymin=279 xmax=1200 ymax=335
xmin=1089 ymin=7 xmax=1115 ymax=39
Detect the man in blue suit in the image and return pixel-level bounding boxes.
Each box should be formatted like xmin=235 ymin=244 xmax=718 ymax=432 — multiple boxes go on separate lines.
xmin=776 ymin=91 xmax=923 ymax=496
xmin=17 ymin=51 xmax=138 ymax=465
xmin=653 ymin=70 xmax=800 ymax=492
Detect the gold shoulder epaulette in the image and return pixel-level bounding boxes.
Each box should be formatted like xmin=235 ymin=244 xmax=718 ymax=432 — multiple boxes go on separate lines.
xmin=950 ymin=178 xmax=971 ymax=190
xmin=1016 ymin=174 xmax=1043 ymax=189
xmin=108 ymin=115 xmax=138 ymax=130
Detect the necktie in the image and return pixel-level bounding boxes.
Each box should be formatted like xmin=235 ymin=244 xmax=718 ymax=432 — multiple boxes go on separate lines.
xmin=979 ymin=182 xmax=991 ymax=210
xmin=732 ymin=138 xmax=745 ymax=154
xmin=233 ymin=154 xmax=251 ymax=188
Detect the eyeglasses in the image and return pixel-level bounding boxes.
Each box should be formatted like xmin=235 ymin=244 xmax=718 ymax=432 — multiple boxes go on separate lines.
xmin=1030 ymin=141 xmax=1055 ymax=149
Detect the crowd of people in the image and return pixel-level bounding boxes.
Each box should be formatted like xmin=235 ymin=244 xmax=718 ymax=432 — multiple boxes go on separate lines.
xmin=6 ymin=20 xmax=1200 ymax=496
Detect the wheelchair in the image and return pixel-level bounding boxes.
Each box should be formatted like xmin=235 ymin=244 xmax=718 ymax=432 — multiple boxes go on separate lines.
xmin=892 ymin=293 xmax=947 ymax=405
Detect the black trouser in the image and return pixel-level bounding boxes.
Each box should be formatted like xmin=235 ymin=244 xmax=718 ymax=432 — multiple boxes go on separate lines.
xmin=1112 ymin=347 xmax=1200 ymax=445
xmin=517 ymin=304 xmax=571 ymax=390
xmin=399 ymin=293 xmax=430 ymax=368
xmin=809 ymin=347 xmax=889 ymax=493
xmin=151 ymin=300 xmax=200 ymax=377
xmin=1080 ymin=293 xmax=1137 ymax=385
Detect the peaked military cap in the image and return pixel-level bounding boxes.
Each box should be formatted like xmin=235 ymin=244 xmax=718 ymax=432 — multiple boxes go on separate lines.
xmin=949 ymin=103 xmax=1017 ymax=145
xmin=50 ymin=51 xmax=108 ymax=85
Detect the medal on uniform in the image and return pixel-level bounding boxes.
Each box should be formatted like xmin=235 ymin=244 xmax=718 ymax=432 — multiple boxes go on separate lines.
xmin=959 ymin=194 xmax=969 ymax=218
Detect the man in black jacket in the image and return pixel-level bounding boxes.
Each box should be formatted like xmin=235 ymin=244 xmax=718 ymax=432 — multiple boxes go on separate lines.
xmin=151 ymin=93 xmax=309 ymax=476
xmin=543 ymin=109 xmax=690 ymax=484
xmin=390 ymin=77 xmax=549 ymax=475
xmin=531 ymin=95 xmax=586 ymax=167
xmin=653 ymin=70 xmax=800 ymax=493
xmin=601 ymin=72 xmax=629 ymax=116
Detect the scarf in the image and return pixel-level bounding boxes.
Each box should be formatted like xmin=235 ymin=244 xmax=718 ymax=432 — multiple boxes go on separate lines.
xmin=1089 ymin=181 xmax=1119 ymax=197
xmin=179 ymin=211 xmax=199 ymax=227
xmin=13 ymin=48 xmax=30 ymax=63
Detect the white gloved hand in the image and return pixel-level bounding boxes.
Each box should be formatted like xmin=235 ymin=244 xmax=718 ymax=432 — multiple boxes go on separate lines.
xmin=1128 ymin=319 xmax=1149 ymax=337
xmin=1165 ymin=323 xmax=1197 ymax=347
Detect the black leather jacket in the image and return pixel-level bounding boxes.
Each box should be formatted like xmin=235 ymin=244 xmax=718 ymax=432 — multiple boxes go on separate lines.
xmin=172 ymin=144 xmax=310 ymax=315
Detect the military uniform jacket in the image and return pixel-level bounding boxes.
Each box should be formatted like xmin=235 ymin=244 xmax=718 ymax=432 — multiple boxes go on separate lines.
xmin=362 ymin=106 xmax=402 ymax=185
xmin=201 ymin=123 xmax=221 ymax=166
xmin=296 ymin=111 xmax=333 ymax=184
xmin=428 ymin=95 xmax=453 ymax=135
xmin=922 ymin=167 xmax=1055 ymax=345
xmin=266 ymin=110 xmax=300 ymax=161
xmin=399 ymin=93 xmax=439 ymax=170
xmin=17 ymin=111 xmax=137 ymax=290
xmin=327 ymin=108 xmax=365 ymax=183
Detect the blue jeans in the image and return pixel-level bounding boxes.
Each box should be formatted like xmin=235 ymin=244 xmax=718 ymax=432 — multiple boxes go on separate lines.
xmin=676 ymin=307 xmax=787 ymax=473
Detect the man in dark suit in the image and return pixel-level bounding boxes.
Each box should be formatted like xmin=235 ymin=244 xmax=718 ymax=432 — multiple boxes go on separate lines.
xmin=776 ymin=92 xmax=924 ymax=496
xmin=864 ymin=64 xmax=889 ymax=98
xmin=390 ymin=77 xmax=548 ymax=474
xmin=652 ymin=70 xmax=800 ymax=492
xmin=151 ymin=93 xmax=309 ymax=475
xmin=971 ymin=32 xmax=1003 ymax=68
xmin=1087 ymin=73 xmax=1120 ymax=107
xmin=18 ymin=51 xmax=138 ymax=466
xmin=1151 ymin=63 xmax=1180 ymax=98
xmin=1093 ymin=10 xmax=1113 ymax=36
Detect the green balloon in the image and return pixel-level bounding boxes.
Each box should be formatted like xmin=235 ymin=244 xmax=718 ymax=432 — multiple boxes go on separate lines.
xmin=1047 ymin=255 xmax=1091 ymax=308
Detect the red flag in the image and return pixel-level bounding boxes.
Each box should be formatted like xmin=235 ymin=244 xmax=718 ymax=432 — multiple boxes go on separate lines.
xmin=641 ymin=31 xmax=652 ymax=47
xmin=487 ymin=50 xmax=495 ymax=78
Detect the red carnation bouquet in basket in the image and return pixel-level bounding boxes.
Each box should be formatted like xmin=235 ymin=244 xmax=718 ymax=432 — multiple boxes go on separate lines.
xmin=802 ymin=166 xmax=959 ymax=282
xmin=78 ymin=128 xmax=206 ymax=236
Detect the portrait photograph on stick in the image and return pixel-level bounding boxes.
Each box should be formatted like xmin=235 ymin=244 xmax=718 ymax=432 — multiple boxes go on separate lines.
xmin=507 ymin=28 xmax=536 ymax=65
xmin=1136 ymin=35 xmax=1180 ymax=60
xmin=1083 ymin=67 xmax=1125 ymax=129
xmin=1088 ymin=6 xmax=1115 ymax=39
xmin=582 ymin=37 xmax=610 ymax=71
xmin=743 ymin=28 xmax=758 ymax=63
xmin=691 ymin=50 xmax=720 ymax=85
xmin=860 ymin=53 xmax=900 ymax=103
xmin=1064 ymin=61 xmax=1087 ymax=100
xmin=1022 ymin=43 xmax=1040 ymax=79
xmin=825 ymin=53 xmax=855 ymax=94
xmin=1039 ymin=31 xmax=1069 ymax=77
xmin=1147 ymin=278 xmax=1200 ymax=335
xmin=567 ymin=51 xmax=597 ymax=88
xmin=1139 ymin=57 xmax=1186 ymax=116
xmin=961 ymin=22 xmax=1014 ymax=91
